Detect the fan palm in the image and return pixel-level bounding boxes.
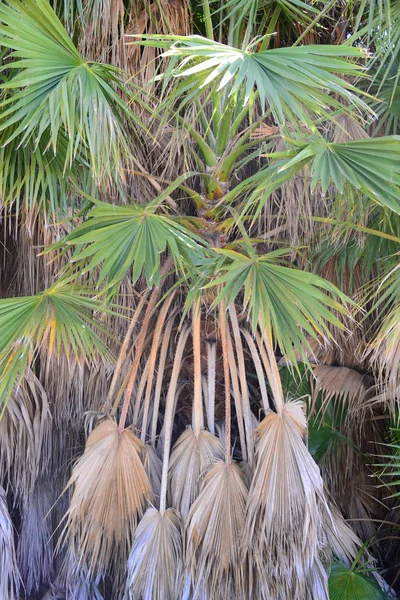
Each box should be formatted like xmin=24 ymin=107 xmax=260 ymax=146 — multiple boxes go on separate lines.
xmin=0 ymin=0 xmax=399 ymax=599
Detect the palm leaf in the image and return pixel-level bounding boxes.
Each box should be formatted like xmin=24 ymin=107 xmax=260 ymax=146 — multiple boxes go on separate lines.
xmin=168 ymin=429 xmax=224 ymax=520
xmin=328 ymin=561 xmax=387 ymax=600
xmin=206 ymin=247 xmax=349 ymax=366
xmin=61 ymin=198 xmax=209 ymax=290
xmin=278 ymin=136 xmax=400 ymax=214
xmin=0 ymin=0 xmax=138 ymax=180
xmin=58 ymin=419 xmax=153 ymax=575
xmin=125 ymin=507 xmax=183 ymax=600
xmin=132 ymin=35 xmax=369 ymax=126
xmin=185 ymin=460 xmax=248 ymax=599
xmin=246 ymin=400 xmax=331 ymax=598
xmin=0 ymin=280 xmax=111 ymax=411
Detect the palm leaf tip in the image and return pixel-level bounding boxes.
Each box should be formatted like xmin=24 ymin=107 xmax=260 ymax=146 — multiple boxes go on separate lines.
xmin=168 ymin=428 xmax=223 ymax=520
xmin=58 ymin=419 xmax=153 ymax=574
xmin=186 ymin=459 xmax=248 ymax=598
xmin=125 ymin=506 xmax=183 ymax=600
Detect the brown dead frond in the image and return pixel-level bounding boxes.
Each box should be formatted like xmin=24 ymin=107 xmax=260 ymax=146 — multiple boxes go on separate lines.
xmin=186 ymin=459 xmax=248 ymax=599
xmin=312 ymin=364 xmax=373 ymax=412
xmin=58 ymin=419 xmax=153 ymax=575
xmin=168 ymin=428 xmax=223 ymax=520
xmin=125 ymin=506 xmax=183 ymax=600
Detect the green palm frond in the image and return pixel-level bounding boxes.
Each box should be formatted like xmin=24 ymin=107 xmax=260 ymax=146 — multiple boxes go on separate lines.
xmin=328 ymin=561 xmax=387 ymax=600
xmin=375 ymin=425 xmax=400 ymax=500
xmin=0 ymin=126 xmax=79 ymax=214
xmin=0 ymin=280 xmax=111 ymax=410
xmin=130 ymin=35 xmax=369 ymax=127
xmin=0 ymin=0 xmax=138 ymax=181
xmin=205 ymin=246 xmax=349 ymax=366
xmin=61 ymin=197 xmax=209 ymax=290
xmin=275 ymin=136 xmax=400 ymax=214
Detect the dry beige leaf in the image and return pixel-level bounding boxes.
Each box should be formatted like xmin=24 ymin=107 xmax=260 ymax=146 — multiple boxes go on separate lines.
xmin=58 ymin=419 xmax=153 ymax=575
xmin=186 ymin=459 xmax=248 ymax=599
xmin=246 ymin=400 xmax=332 ymax=599
xmin=125 ymin=506 xmax=183 ymax=600
xmin=312 ymin=364 xmax=373 ymax=410
xmin=168 ymin=428 xmax=223 ymax=520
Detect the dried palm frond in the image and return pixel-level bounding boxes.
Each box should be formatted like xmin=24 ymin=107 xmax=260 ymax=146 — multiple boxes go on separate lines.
xmin=168 ymin=304 xmax=224 ymax=519
xmin=168 ymin=428 xmax=223 ymax=521
xmin=313 ymin=365 xmax=373 ymax=406
xmin=125 ymin=506 xmax=183 ymax=600
xmin=17 ymin=479 xmax=54 ymax=595
xmin=186 ymin=460 xmax=248 ymax=599
xmin=58 ymin=419 xmax=153 ymax=575
xmin=0 ymin=369 xmax=51 ymax=501
xmin=184 ymin=304 xmax=249 ymax=599
xmin=0 ymin=486 xmax=20 ymax=600
xmin=246 ymin=396 xmax=333 ymax=598
xmin=333 ymin=114 xmax=369 ymax=143
xmin=125 ymin=325 xmax=189 ymax=600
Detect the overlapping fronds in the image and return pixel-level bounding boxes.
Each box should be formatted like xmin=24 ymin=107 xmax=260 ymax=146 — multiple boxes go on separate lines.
xmin=207 ymin=247 xmax=348 ymax=366
xmin=0 ymin=369 xmax=51 ymax=498
xmin=125 ymin=507 xmax=183 ymax=600
xmin=246 ymin=400 xmax=334 ymax=598
xmin=168 ymin=429 xmax=224 ymax=520
xmin=58 ymin=419 xmax=153 ymax=575
xmin=186 ymin=460 xmax=248 ymax=599
xmin=17 ymin=480 xmax=54 ymax=595
xmin=0 ymin=487 xmax=20 ymax=600
xmin=133 ymin=35 xmax=369 ymax=126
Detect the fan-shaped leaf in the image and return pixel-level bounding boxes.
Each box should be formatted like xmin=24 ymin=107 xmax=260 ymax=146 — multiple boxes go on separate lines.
xmin=63 ymin=199 xmax=209 ymax=289
xmin=206 ymin=247 xmax=349 ymax=366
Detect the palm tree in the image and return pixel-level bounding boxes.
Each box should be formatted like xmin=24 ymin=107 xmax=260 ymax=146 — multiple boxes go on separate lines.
xmin=0 ymin=0 xmax=399 ymax=598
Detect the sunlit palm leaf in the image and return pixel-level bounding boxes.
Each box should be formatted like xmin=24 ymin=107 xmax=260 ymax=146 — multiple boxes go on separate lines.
xmin=132 ymin=35 xmax=369 ymax=126
xmin=0 ymin=280 xmax=111 ymax=410
xmin=0 ymin=0 xmax=137 ymax=179
xmin=58 ymin=419 xmax=153 ymax=575
xmin=206 ymin=247 xmax=348 ymax=366
xmin=62 ymin=198 xmax=209 ymax=289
